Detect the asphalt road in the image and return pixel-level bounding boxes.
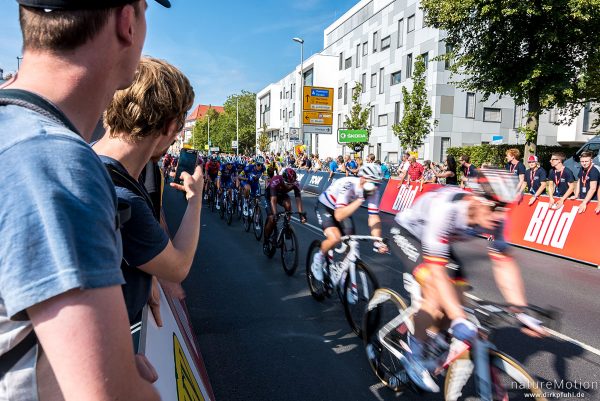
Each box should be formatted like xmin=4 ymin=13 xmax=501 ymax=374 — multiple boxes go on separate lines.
xmin=163 ymin=182 xmax=600 ymax=401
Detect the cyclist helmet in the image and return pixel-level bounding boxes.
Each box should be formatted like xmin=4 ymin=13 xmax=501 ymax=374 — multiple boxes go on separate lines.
xmin=225 ymin=157 xmax=234 ymax=165
xmin=473 ymin=168 xmax=520 ymax=206
xmin=281 ymin=168 xmax=297 ymax=184
xmin=210 ymin=153 xmax=218 ymax=161
xmin=358 ymin=163 xmax=383 ymax=182
xmin=255 ymin=155 xmax=265 ymax=165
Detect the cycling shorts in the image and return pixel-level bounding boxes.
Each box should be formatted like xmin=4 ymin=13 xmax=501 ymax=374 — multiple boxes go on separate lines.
xmin=265 ymin=193 xmax=290 ymax=216
xmin=314 ymin=202 xmax=355 ymax=236
xmin=207 ymin=172 xmax=218 ymax=181
xmin=389 ymin=224 xmax=469 ymax=287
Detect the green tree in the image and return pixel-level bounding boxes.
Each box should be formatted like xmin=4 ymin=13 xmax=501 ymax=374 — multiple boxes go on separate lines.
xmin=219 ymin=91 xmax=257 ymax=154
xmin=258 ymin=123 xmax=271 ymax=153
xmin=344 ymin=82 xmax=371 ymax=152
xmin=392 ymin=56 xmax=437 ymax=152
xmin=421 ymin=0 xmax=600 ymax=155
xmin=191 ymin=107 xmax=222 ymax=151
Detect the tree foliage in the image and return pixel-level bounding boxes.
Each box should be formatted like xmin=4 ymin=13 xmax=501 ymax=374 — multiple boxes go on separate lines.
xmin=191 ymin=91 xmax=257 ymax=154
xmin=258 ymin=123 xmax=270 ymax=153
xmin=421 ymin=0 xmax=600 ymax=154
xmin=344 ymin=82 xmax=371 ymax=152
xmin=392 ymin=56 xmax=437 ymax=152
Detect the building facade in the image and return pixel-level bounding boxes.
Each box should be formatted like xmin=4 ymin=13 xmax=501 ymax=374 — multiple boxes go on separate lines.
xmin=256 ymin=0 xmax=598 ymax=162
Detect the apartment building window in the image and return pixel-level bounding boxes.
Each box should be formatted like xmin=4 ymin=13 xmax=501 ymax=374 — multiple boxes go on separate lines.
xmin=466 ymin=93 xmax=476 ymax=119
xmin=363 ymin=41 xmax=368 ymax=56
xmin=338 ymin=86 xmax=343 ymax=99
xmin=397 ymin=19 xmax=404 ymax=48
xmin=289 ymin=110 xmax=293 ymax=119
xmin=548 ymin=108 xmax=558 ymax=124
xmin=407 ymin=14 xmax=415 ymax=32
xmin=483 ymin=107 xmax=502 ymax=122
xmin=345 ymin=57 xmax=352 ymax=69
xmin=406 ymin=53 xmax=413 ymax=77
xmin=356 ymin=44 xmax=360 ymax=67
xmin=373 ymin=31 xmax=378 ymax=52
xmin=378 ymin=114 xmax=388 ymax=127
xmin=285 ymin=91 xmax=289 ymax=99
xmin=361 ymin=73 xmax=366 ymax=92
xmin=344 ymin=83 xmax=348 ymax=105
xmin=370 ymin=106 xmax=376 ymax=125
xmin=379 ymin=68 xmax=384 ymax=94
xmin=280 ymin=91 xmax=282 ymax=99
xmin=303 ymin=68 xmax=313 ymax=86
xmin=583 ymin=103 xmax=591 ymax=132
xmin=371 ymin=73 xmax=377 ymax=88
xmin=421 ymin=52 xmax=429 ymax=69
xmin=339 ymin=52 xmax=343 ymax=70
xmin=445 ymin=43 xmax=453 ymax=70
xmin=381 ymin=36 xmax=391 ymax=50
xmin=391 ymin=70 xmax=402 ymax=85
xmin=394 ymin=101 xmax=401 ymax=124
xmin=338 ymin=113 xmax=343 ymax=129
xmin=292 ymin=103 xmax=295 ymax=117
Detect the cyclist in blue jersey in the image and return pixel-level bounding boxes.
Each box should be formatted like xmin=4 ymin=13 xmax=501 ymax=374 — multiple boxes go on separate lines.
xmin=216 ymin=157 xmax=236 ymax=210
xmin=240 ymin=155 xmax=267 ymax=216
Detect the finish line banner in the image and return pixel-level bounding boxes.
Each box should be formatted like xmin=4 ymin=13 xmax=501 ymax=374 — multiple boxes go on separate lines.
xmin=378 ymin=180 xmax=600 ymax=266
xmin=139 ymin=286 xmax=216 ymax=401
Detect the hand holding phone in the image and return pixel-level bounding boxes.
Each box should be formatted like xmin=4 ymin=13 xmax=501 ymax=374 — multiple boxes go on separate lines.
xmin=174 ymin=149 xmax=198 ymax=184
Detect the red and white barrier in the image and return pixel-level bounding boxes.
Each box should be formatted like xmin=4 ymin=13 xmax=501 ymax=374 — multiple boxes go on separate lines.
xmin=378 ymin=179 xmax=600 ymax=266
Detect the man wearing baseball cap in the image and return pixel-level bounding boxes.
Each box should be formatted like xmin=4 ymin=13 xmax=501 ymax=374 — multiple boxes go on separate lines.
xmin=525 ymin=155 xmax=548 ymax=206
xmin=0 ymin=1 xmax=169 ymax=400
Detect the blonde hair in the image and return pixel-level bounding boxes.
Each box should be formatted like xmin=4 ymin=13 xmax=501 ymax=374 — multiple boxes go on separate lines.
xmin=104 ymin=57 xmax=194 ymax=142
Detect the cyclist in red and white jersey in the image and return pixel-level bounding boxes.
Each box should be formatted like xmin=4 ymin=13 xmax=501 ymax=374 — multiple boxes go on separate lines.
xmin=390 ymin=169 xmax=546 ymax=392
xmin=311 ymin=164 xmax=388 ymax=281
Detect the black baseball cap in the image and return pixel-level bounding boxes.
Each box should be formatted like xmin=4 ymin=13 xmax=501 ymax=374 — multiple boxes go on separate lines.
xmin=16 ymin=0 xmax=171 ymax=9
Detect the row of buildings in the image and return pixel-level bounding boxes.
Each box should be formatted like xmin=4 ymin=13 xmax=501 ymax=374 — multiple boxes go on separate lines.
xmin=255 ymin=0 xmax=598 ymax=163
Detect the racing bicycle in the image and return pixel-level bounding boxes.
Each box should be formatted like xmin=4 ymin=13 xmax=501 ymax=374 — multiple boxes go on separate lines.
xmin=265 ymin=211 xmax=304 ymax=276
xmin=306 ymin=235 xmax=384 ymax=338
xmin=242 ymin=192 xmax=263 ymax=241
xmin=205 ymin=180 xmax=217 ymax=212
xmin=363 ymin=273 xmax=558 ymax=400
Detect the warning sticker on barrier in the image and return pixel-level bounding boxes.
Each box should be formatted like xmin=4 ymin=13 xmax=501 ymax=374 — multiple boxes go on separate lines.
xmin=174 ymin=334 xmax=204 ymax=401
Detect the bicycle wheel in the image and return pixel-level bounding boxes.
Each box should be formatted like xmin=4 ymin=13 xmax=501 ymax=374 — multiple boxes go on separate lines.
xmin=305 ymin=240 xmax=326 ymax=301
xmin=253 ymin=204 xmax=263 ymax=241
xmin=343 ymin=260 xmax=379 ymax=338
xmin=280 ymin=227 xmax=298 ymax=276
xmin=363 ymin=288 xmax=411 ymax=392
xmin=444 ymin=349 xmax=547 ymax=401
xmin=243 ymin=199 xmax=251 ymax=232
xmin=218 ymin=193 xmax=225 ymax=219
xmin=226 ymin=195 xmax=233 ymax=225
xmin=208 ymin=187 xmax=215 ymax=212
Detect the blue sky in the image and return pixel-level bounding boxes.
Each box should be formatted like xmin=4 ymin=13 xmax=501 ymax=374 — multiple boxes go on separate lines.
xmin=0 ymin=0 xmax=358 ymax=106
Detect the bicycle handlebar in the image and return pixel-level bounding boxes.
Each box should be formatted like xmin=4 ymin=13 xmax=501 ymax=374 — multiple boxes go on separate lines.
xmin=339 ymin=235 xmax=387 ymax=243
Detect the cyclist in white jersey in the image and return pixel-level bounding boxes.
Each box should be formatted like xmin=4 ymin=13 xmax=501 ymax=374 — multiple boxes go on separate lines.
xmin=311 ymin=164 xmax=388 ymax=281
xmin=390 ymin=169 xmax=547 ymax=392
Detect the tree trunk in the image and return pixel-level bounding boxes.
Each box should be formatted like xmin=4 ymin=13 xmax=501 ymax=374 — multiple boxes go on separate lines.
xmin=525 ymin=91 xmax=541 ymax=159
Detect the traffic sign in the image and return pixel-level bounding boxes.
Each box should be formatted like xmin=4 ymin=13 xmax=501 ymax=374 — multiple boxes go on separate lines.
xmin=210 ymin=147 xmax=220 ymax=152
xmin=232 ymin=140 xmax=238 ymax=148
xmin=304 ymin=125 xmax=333 ymax=134
xmin=338 ymin=129 xmax=368 ymax=143
xmin=303 ymin=111 xmax=333 ymax=126
xmin=204 ymin=145 xmax=209 ymax=150
xmin=303 ymin=86 xmax=334 ymax=112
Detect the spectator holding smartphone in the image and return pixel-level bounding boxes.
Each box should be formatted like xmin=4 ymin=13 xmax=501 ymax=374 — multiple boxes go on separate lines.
xmin=94 ymin=57 xmax=201 ymax=324
xmin=573 ymin=151 xmax=599 ymax=214
xmin=525 ymin=155 xmax=548 ymax=206
xmin=459 ymin=154 xmax=477 ymax=188
xmin=0 ymin=1 xmax=168 ymax=400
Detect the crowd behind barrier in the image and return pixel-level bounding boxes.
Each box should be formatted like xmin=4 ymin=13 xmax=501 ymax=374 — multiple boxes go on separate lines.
xmin=293 ymin=170 xmax=600 ymax=266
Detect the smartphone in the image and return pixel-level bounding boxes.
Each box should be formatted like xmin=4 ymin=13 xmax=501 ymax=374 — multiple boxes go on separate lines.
xmin=174 ymin=148 xmax=198 ymax=184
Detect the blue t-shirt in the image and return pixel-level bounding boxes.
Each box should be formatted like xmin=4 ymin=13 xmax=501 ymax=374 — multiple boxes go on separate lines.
xmin=380 ymin=164 xmax=391 ymax=179
xmin=525 ymin=167 xmax=547 ymax=194
xmin=548 ymin=167 xmax=575 ymax=197
xmin=99 ymin=157 xmax=169 ymax=323
xmin=329 ymin=161 xmax=338 ymax=172
xmin=577 ymin=166 xmax=600 ymax=200
xmin=346 ymin=160 xmax=358 ymax=175
xmin=0 ymin=105 xmax=123 ymax=395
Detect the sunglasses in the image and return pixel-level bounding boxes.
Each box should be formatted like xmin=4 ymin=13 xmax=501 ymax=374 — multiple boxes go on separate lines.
xmin=550 ymin=158 xmax=560 ymax=161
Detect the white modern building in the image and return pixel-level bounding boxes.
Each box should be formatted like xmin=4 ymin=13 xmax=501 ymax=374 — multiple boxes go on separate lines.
xmin=256 ymin=0 xmax=598 ymax=162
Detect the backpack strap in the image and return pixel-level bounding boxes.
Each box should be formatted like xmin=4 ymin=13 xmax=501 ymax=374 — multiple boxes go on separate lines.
xmin=104 ymin=164 xmax=159 ymax=222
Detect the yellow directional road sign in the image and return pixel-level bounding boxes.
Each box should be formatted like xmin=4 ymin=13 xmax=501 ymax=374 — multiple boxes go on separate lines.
xmin=303 ymin=111 xmax=333 ymax=126
xmin=303 ymin=86 xmax=334 ymax=112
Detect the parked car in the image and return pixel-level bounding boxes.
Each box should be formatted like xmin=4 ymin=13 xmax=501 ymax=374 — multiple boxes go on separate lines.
xmin=564 ymin=135 xmax=600 ymax=176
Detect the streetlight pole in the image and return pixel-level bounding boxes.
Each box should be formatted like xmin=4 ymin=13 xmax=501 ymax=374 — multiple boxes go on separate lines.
xmin=207 ymin=105 xmax=211 ymax=153
xmin=292 ymin=37 xmax=304 ymax=154
xmin=236 ymin=97 xmax=239 ymax=156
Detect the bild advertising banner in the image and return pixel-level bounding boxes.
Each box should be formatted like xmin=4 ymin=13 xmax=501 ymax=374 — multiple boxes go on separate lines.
xmin=378 ymin=180 xmax=600 ymax=266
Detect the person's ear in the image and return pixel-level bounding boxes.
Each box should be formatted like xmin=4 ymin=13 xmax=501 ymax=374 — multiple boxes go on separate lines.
xmin=115 ymin=4 xmax=137 ymax=46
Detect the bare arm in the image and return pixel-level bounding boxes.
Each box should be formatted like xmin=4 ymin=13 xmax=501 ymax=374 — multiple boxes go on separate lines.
xmin=491 ymin=257 xmax=527 ymax=307
xmin=28 ymin=287 xmax=160 ymax=401
xmin=333 ymin=198 xmax=363 ymax=221
xmin=367 ymin=214 xmax=382 ymax=238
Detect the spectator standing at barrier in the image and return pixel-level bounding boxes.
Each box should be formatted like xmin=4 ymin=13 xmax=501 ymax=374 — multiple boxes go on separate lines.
xmin=312 ymin=154 xmax=322 ymax=172
xmin=94 ymin=57 xmax=200 ymax=325
xmin=406 ymin=156 xmax=424 ymax=182
xmin=367 ymin=153 xmax=376 ymax=163
xmin=421 ymin=160 xmax=437 ymax=184
xmin=304 ymin=154 xmax=312 ymax=170
xmin=397 ymin=152 xmax=411 ymax=184
xmin=436 ymin=155 xmax=458 ymax=185
xmin=345 ymin=154 xmax=359 ymax=176
xmin=525 ymin=155 xmax=548 ymax=206
xmin=328 ymin=156 xmax=339 ymax=179
xmin=506 ymin=148 xmax=526 ymax=192
xmin=459 ymin=154 xmax=477 ymax=188
xmin=573 ymin=151 xmax=599 ymax=214
xmin=376 ymin=160 xmax=391 ymax=179
xmin=0 ymin=1 xmax=166 ymax=400
xmin=547 ymin=151 xmax=576 ymax=209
